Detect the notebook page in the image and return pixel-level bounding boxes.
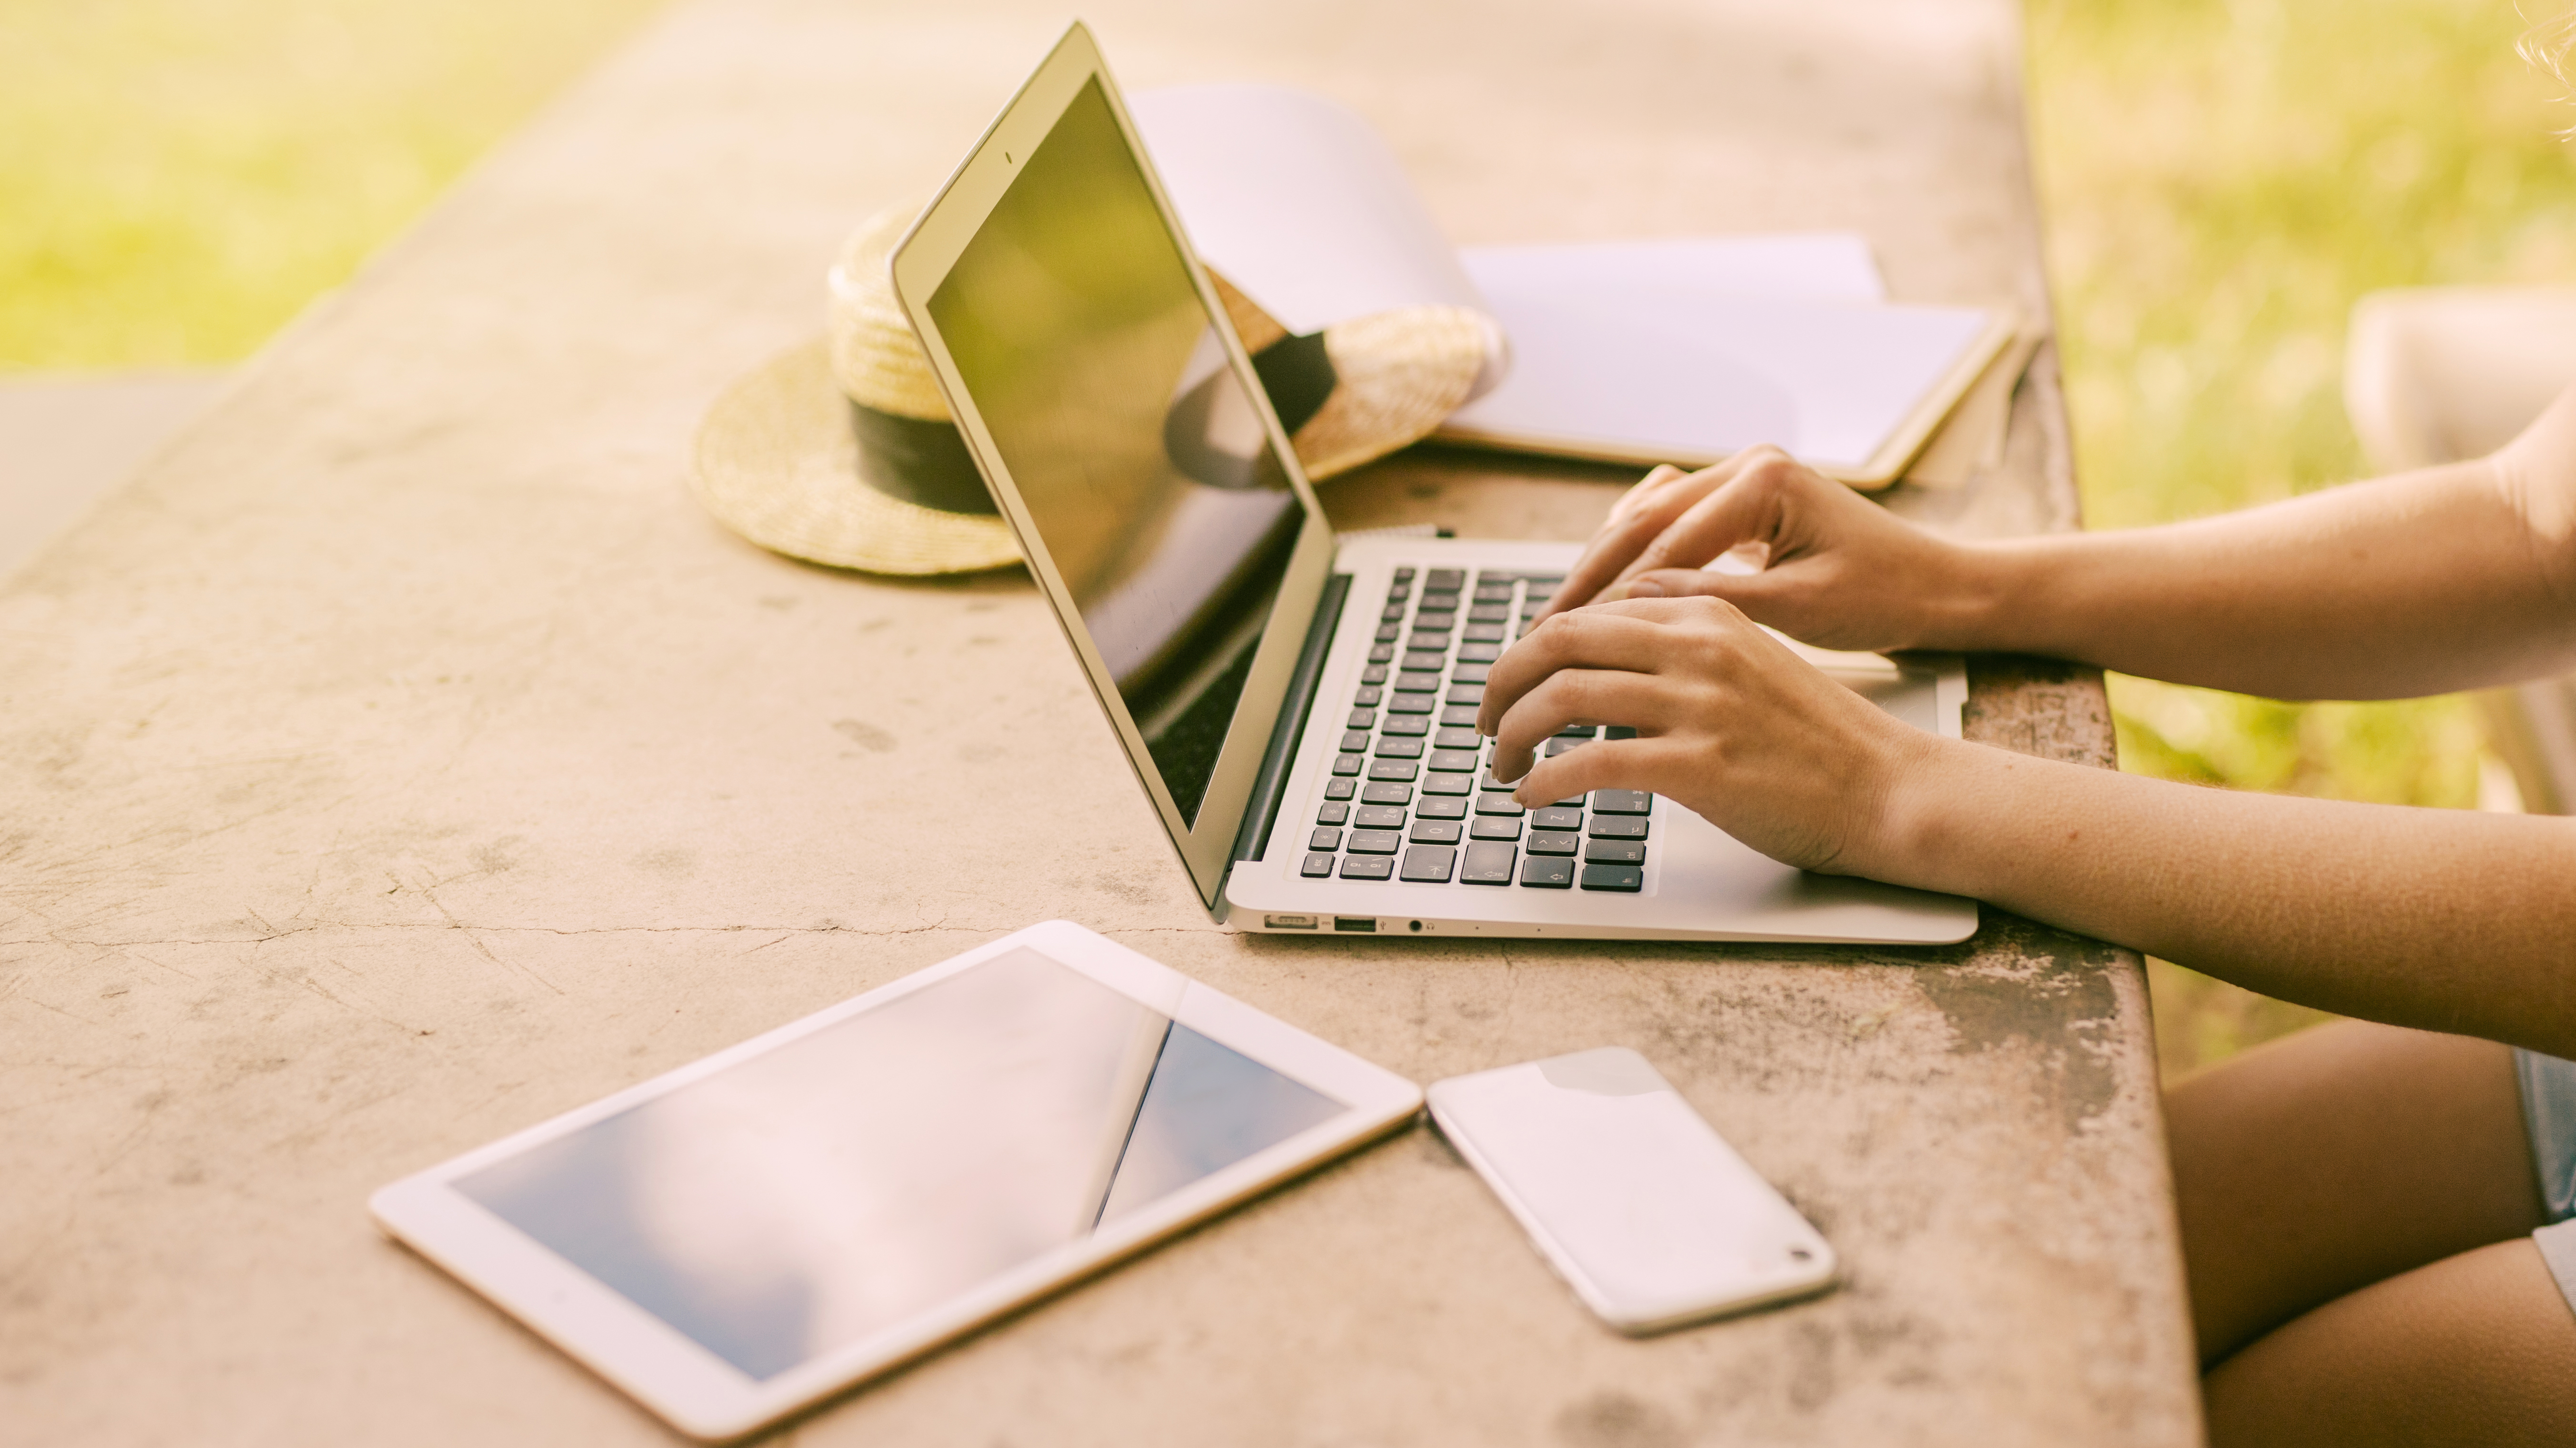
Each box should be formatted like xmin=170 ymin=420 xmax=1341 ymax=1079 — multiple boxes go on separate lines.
xmin=1130 ymin=85 xmax=1504 ymax=390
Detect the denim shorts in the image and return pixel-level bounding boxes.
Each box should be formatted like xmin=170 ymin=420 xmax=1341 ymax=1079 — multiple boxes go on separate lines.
xmin=2515 ymin=1048 xmax=2576 ymax=1312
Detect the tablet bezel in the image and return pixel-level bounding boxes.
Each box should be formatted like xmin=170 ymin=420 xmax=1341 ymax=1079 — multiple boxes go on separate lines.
xmin=368 ymin=920 xmax=1422 ymax=1442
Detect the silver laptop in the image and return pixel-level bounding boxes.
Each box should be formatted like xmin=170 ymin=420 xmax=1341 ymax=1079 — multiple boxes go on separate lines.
xmin=890 ymin=23 xmax=1976 ymax=944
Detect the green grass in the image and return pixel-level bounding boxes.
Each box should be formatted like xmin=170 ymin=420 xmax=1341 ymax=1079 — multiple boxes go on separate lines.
xmin=0 ymin=0 xmax=666 ymax=370
xmin=2025 ymin=0 xmax=2576 ymax=1077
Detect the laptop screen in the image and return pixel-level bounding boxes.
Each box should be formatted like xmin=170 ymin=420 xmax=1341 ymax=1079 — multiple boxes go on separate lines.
xmin=926 ymin=77 xmax=1310 ymax=827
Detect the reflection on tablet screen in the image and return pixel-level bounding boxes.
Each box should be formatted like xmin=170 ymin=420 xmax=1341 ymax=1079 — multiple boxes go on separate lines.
xmin=455 ymin=949 xmax=1342 ymax=1380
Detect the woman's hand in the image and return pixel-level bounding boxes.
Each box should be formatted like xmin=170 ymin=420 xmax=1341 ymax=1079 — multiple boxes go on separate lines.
xmin=1533 ymin=447 xmax=1994 ymax=653
xmin=1475 ymin=595 xmax=1943 ymax=876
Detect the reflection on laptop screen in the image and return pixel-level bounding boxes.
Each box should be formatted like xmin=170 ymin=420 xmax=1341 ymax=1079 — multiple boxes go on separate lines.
xmin=927 ymin=77 xmax=1309 ymax=827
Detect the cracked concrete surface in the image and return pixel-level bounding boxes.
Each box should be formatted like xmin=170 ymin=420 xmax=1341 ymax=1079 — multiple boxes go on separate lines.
xmin=0 ymin=0 xmax=2198 ymax=1443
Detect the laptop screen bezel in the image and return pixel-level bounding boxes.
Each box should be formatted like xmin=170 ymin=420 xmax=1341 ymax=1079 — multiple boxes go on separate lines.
xmin=889 ymin=21 xmax=1338 ymax=913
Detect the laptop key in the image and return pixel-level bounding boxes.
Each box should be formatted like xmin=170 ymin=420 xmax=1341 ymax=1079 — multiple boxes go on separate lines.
xmin=1432 ymin=726 xmax=1481 ymax=749
xmin=1309 ymin=828 xmax=1343 ymax=852
xmin=1354 ymin=805 xmax=1407 ymax=830
xmin=1604 ymin=726 xmax=1638 ymax=740
xmin=1479 ymin=768 xmax=1519 ymax=793
xmin=1367 ymin=759 xmax=1418 ymax=782
xmin=1381 ymin=603 xmax=1409 ymax=623
xmin=1361 ymin=781 xmax=1411 ymax=805
xmin=1382 ymin=714 xmax=1429 ymax=737
xmin=1439 ymin=705 xmax=1481 ymax=727
xmin=1527 ymin=830 xmax=1580 ymax=856
xmin=1446 ymin=684 xmax=1486 ymax=705
xmin=1317 ymin=802 xmax=1349 ymax=826
xmin=1348 ymin=830 xmax=1402 ymax=855
xmin=1400 ymin=845 xmax=1457 ymax=883
xmin=1332 ymin=753 xmax=1364 ymax=776
xmin=1340 ymin=730 xmax=1372 ymax=753
xmin=1327 ymin=778 xmax=1357 ymax=801
xmin=1580 ymin=863 xmax=1644 ymax=893
xmin=1376 ymin=736 xmax=1425 ymax=760
xmin=1352 ymin=686 xmax=1382 ymax=707
xmin=1520 ymin=855 xmax=1574 ymax=889
xmin=1375 ymin=624 xmax=1402 ymax=643
xmin=1470 ymin=816 xmax=1524 ymax=841
xmin=1461 ymin=842 xmax=1517 ymax=885
xmin=1420 ymin=773 xmax=1472 ymax=796
xmin=1410 ymin=819 xmax=1463 ymax=845
xmin=1592 ymin=789 xmax=1653 ymax=814
xmin=1427 ymin=568 xmax=1466 ymax=589
xmin=1394 ymin=669 xmax=1444 ymax=692
xmin=1532 ymin=806 xmax=1584 ymax=832
xmin=1386 ymin=692 xmax=1435 ymax=715
xmin=1363 ymin=663 xmax=1389 ymax=683
xmin=1584 ymin=840 xmax=1646 ymax=865
xmin=1417 ymin=795 xmax=1469 ymax=820
xmin=1463 ymin=625 xmax=1507 ymax=644
xmin=1405 ymin=631 xmax=1451 ymax=654
xmin=1427 ymin=749 xmax=1480 ymax=773
xmin=1302 ymin=853 xmax=1337 ymax=878
xmin=1402 ymin=649 xmax=1447 ymax=672
xmin=1589 ymin=816 xmax=1649 ymax=841
xmin=1474 ymin=794 xmax=1525 ymax=816
xmin=1472 ymin=585 xmax=1514 ymax=605
xmin=1340 ymin=856 xmax=1394 ymax=881
xmin=1556 ymin=723 xmax=1598 ymax=738
xmin=1543 ymin=737 xmax=1588 ymax=756
xmin=1456 ymin=645 xmax=1501 ymax=665
xmin=1392 ymin=565 xmax=1416 ymax=581
xmin=1346 ymin=709 xmax=1377 ymax=730
xmin=1468 ymin=605 xmax=1510 ymax=624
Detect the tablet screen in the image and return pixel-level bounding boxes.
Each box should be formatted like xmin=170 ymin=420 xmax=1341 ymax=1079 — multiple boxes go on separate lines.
xmin=456 ymin=948 xmax=1341 ymax=1380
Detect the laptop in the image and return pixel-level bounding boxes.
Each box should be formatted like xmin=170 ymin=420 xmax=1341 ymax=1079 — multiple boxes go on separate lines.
xmin=890 ymin=22 xmax=1977 ymax=945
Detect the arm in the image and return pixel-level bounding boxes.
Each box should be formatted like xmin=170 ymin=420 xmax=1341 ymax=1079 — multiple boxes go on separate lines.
xmin=1545 ymin=382 xmax=2576 ymax=699
xmin=1478 ymin=599 xmax=2576 ymax=1057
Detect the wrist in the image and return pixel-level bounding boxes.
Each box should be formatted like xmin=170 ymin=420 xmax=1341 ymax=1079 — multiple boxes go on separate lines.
xmin=1848 ymin=729 xmax=1981 ymax=889
xmin=1929 ymin=536 xmax=2072 ymax=655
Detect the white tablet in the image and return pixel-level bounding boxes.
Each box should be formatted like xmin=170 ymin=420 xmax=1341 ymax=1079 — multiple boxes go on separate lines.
xmin=370 ymin=920 xmax=1421 ymax=1441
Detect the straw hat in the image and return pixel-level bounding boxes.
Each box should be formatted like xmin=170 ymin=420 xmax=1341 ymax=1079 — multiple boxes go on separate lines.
xmin=691 ymin=201 xmax=1489 ymax=575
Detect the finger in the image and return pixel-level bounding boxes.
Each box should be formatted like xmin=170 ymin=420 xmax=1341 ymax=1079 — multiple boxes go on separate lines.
xmin=1540 ymin=461 xmax=1738 ymax=620
xmin=1512 ymin=736 xmax=1683 ymax=808
xmin=1476 ymin=609 xmax=1684 ymax=738
xmin=1602 ymin=463 xmax=1689 ymax=528
xmin=1484 ymin=668 xmax=1672 ymax=783
xmin=1598 ymin=452 xmax=1792 ymax=600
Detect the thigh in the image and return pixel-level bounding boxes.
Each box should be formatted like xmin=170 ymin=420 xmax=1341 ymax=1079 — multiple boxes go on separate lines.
xmin=2202 ymin=1237 xmax=2576 ymax=1448
xmin=2167 ymin=1018 xmax=2544 ymax=1364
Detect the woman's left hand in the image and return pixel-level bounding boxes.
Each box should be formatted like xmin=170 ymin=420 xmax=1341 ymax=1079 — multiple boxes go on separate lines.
xmin=1476 ymin=595 xmax=1940 ymax=876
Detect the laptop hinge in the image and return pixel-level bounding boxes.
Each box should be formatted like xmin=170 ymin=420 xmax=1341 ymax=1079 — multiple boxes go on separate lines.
xmin=1231 ymin=572 xmax=1351 ymax=866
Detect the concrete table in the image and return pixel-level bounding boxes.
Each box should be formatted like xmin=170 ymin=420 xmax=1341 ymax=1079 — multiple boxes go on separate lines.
xmin=0 ymin=0 xmax=2200 ymax=1443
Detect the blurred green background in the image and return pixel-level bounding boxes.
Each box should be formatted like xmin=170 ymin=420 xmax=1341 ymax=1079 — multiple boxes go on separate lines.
xmin=4 ymin=0 xmax=2566 ymax=1076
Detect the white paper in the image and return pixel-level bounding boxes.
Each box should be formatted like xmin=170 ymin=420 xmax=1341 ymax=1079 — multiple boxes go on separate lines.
xmin=1447 ymin=248 xmax=1992 ymax=471
xmin=1130 ymin=85 xmax=1491 ymax=337
xmin=1463 ymin=236 xmax=1886 ymax=307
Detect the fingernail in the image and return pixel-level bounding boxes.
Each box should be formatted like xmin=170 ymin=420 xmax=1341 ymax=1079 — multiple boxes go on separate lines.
xmin=1625 ymin=579 xmax=1664 ymax=598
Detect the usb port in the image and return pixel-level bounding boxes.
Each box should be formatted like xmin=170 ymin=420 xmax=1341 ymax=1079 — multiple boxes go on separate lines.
xmin=1265 ymin=914 xmax=1318 ymax=930
xmin=1333 ymin=917 xmax=1377 ymax=933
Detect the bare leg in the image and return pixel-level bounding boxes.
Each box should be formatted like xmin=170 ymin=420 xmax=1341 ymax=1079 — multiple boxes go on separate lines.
xmin=2203 ymin=1238 xmax=2576 ymax=1448
xmin=2164 ymin=1018 xmax=2545 ymax=1365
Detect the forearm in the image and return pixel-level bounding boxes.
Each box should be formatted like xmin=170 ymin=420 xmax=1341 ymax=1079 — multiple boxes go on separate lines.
xmin=1940 ymin=453 xmax=2576 ymax=698
xmin=1876 ymin=737 xmax=2576 ymax=1056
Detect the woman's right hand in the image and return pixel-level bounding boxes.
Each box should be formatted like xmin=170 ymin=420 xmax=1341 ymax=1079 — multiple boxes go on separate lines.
xmin=1533 ymin=446 xmax=1994 ymax=654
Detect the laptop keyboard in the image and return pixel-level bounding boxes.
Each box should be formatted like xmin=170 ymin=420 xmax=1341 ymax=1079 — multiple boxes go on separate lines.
xmin=1298 ymin=566 xmax=1654 ymax=893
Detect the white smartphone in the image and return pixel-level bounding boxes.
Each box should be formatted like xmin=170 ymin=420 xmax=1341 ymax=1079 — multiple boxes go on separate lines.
xmin=1427 ymin=1047 xmax=1837 ymax=1334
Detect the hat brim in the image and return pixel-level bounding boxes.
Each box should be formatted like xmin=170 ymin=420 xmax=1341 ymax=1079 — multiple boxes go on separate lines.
xmin=691 ymin=339 xmax=1022 ymax=576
